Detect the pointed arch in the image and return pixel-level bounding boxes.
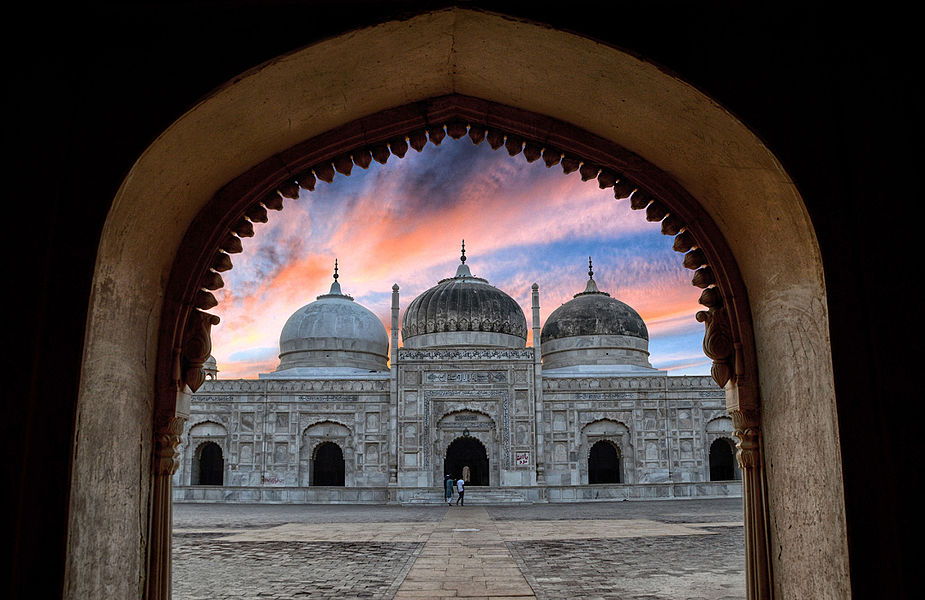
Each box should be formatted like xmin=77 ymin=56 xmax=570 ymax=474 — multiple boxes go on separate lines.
xmin=71 ymin=8 xmax=844 ymax=599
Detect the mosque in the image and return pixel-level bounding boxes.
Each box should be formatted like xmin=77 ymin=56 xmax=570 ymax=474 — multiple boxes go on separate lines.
xmin=174 ymin=249 xmax=741 ymax=504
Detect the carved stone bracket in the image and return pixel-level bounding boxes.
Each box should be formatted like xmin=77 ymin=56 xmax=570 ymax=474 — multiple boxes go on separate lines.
xmin=180 ymin=309 xmax=221 ymax=392
xmin=696 ymin=297 xmax=735 ymax=388
xmin=153 ymin=416 xmax=187 ymax=476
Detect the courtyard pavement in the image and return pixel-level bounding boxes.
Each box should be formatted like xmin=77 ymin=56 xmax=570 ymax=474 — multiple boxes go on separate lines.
xmin=173 ymin=498 xmax=744 ymax=599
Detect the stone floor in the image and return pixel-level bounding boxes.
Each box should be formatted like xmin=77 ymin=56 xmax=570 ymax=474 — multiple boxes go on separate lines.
xmin=173 ymin=498 xmax=744 ymax=599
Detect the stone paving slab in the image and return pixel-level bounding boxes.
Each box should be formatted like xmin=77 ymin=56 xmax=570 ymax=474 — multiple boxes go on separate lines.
xmin=493 ymin=518 xmax=734 ymax=541
xmin=174 ymin=500 xmax=744 ymax=599
xmin=212 ymin=522 xmax=437 ymax=543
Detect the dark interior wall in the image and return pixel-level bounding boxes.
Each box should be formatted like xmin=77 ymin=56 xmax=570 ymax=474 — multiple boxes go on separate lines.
xmin=7 ymin=2 xmax=914 ymax=598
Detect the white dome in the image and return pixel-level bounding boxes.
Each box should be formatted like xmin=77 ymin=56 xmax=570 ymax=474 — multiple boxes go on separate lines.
xmin=267 ymin=269 xmax=389 ymax=376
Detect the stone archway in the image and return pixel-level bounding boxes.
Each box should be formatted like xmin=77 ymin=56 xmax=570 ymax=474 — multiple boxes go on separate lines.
xmin=710 ymin=438 xmax=740 ymax=482
xmin=312 ymin=442 xmax=345 ymax=487
xmin=71 ymin=9 xmax=846 ymax=600
xmin=193 ymin=442 xmax=223 ymax=486
xmin=445 ymin=437 xmax=490 ymax=486
xmin=588 ymin=440 xmax=621 ymax=484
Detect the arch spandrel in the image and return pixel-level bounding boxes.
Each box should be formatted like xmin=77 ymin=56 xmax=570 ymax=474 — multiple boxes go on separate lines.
xmin=73 ymin=8 xmax=845 ymax=600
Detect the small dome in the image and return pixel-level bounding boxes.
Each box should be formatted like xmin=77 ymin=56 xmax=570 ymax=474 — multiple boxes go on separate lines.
xmin=541 ymin=259 xmax=653 ymax=370
xmin=268 ymin=262 xmax=389 ymax=376
xmin=401 ymin=243 xmax=527 ymax=348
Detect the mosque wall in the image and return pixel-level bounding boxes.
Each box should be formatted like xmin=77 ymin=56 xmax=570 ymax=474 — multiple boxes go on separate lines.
xmin=174 ymin=377 xmax=391 ymax=497
xmin=540 ymin=374 xmax=728 ymax=487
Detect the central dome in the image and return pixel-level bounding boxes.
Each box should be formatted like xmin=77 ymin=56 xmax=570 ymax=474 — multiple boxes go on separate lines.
xmin=401 ymin=244 xmax=527 ymax=348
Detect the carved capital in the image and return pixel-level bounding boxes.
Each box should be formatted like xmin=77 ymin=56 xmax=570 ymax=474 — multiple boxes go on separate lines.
xmin=181 ymin=309 xmax=221 ymax=392
xmin=730 ymin=408 xmax=761 ymax=471
xmin=696 ymin=303 xmax=735 ymax=388
xmin=153 ymin=416 xmax=186 ymax=476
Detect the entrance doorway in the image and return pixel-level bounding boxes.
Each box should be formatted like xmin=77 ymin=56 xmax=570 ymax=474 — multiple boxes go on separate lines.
xmin=444 ymin=437 xmax=489 ymax=486
xmin=312 ymin=442 xmax=345 ymax=486
xmin=194 ymin=442 xmax=223 ymax=485
xmin=709 ymin=438 xmax=738 ymax=481
xmin=588 ymin=440 xmax=621 ymax=484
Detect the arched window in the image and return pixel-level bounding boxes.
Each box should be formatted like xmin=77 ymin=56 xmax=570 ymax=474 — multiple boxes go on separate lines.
xmin=194 ymin=442 xmax=223 ymax=485
xmin=312 ymin=442 xmax=345 ymax=486
xmin=709 ymin=438 xmax=739 ymax=481
xmin=588 ymin=440 xmax=622 ymax=484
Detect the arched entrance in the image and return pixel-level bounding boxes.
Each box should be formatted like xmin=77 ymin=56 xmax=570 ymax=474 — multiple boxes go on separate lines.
xmin=194 ymin=442 xmax=223 ymax=485
xmin=710 ymin=438 xmax=739 ymax=481
xmin=312 ymin=442 xmax=345 ymax=486
xmin=444 ymin=437 xmax=489 ymax=486
xmin=588 ymin=440 xmax=621 ymax=484
xmin=70 ymin=9 xmax=849 ymax=600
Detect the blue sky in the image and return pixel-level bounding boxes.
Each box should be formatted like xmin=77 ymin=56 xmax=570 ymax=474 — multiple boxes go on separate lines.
xmin=211 ymin=137 xmax=710 ymax=378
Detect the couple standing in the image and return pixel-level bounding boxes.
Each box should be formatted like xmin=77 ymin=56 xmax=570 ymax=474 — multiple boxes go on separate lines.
xmin=444 ymin=473 xmax=466 ymax=506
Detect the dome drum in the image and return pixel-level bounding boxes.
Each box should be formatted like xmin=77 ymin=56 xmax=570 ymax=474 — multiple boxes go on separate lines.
xmin=277 ymin=340 xmax=389 ymax=371
xmin=542 ymin=334 xmax=652 ymax=370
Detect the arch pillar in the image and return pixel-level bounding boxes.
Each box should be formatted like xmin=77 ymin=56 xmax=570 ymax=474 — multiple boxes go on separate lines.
xmin=146 ymin=413 xmax=185 ymax=600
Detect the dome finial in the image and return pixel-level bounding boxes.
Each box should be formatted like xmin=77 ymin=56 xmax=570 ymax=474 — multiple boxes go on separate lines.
xmin=576 ymin=255 xmax=606 ymax=296
xmin=455 ymin=240 xmax=472 ymax=277
xmin=327 ymin=258 xmax=344 ymax=296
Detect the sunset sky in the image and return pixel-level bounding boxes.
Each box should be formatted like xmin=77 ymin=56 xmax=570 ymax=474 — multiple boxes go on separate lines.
xmin=210 ymin=137 xmax=710 ymax=379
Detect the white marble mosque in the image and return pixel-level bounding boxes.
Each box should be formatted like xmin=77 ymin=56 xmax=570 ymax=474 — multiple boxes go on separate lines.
xmin=174 ymin=248 xmax=742 ymax=504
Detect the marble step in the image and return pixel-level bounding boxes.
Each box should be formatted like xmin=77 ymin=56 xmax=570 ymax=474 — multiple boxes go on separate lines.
xmin=403 ymin=487 xmax=531 ymax=505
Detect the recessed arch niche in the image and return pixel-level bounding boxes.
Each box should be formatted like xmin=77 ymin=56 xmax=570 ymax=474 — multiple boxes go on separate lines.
xmin=71 ymin=8 xmax=845 ymax=600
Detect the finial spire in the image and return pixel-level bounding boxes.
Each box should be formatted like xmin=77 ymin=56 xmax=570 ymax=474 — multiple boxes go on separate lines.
xmin=575 ymin=255 xmax=608 ymax=297
xmin=327 ymin=258 xmax=344 ymax=296
xmin=454 ymin=240 xmax=472 ymax=278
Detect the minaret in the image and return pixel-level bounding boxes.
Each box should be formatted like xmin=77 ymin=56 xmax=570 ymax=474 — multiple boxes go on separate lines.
xmin=532 ymin=282 xmax=546 ymax=484
xmin=389 ymin=283 xmax=400 ymax=485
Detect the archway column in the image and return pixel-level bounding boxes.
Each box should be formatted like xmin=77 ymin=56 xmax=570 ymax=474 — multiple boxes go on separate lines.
xmin=147 ymin=413 xmax=186 ymax=600
xmin=729 ymin=392 xmax=772 ymax=599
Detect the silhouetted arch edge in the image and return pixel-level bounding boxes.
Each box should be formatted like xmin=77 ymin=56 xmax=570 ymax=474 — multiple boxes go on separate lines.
xmin=72 ymin=8 xmax=845 ymax=600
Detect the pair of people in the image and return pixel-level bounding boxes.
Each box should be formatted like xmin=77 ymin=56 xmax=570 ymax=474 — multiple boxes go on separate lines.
xmin=444 ymin=474 xmax=465 ymax=506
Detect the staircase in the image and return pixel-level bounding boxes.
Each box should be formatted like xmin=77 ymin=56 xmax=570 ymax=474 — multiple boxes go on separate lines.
xmin=403 ymin=486 xmax=531 ymax=505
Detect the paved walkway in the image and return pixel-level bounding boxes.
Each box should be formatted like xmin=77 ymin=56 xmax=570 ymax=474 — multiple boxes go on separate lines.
xmin=173 ymin=499 xmax=744 ymax=599
xmin=394 ymin=507 xmax=534 ymax=599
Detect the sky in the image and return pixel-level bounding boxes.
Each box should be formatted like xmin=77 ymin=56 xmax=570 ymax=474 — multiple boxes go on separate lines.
xmin=210 ymin=136 xmax=710 ymax=379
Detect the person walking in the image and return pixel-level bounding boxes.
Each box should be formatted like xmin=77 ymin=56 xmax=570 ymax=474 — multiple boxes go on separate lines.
xmin=444 ymin=474 xmax=454 ymax=506
xmin=455 ymin=477 xmax=465 ymax=506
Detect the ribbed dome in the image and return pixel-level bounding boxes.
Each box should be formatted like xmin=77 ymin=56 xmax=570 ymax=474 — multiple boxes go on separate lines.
xmin=271 ymin=264 xmax=389 ymax=374
xmin=401 ymin=246 xmax=527 ymax=348
xmin=541 ymin=260 xmax=652 ymax=370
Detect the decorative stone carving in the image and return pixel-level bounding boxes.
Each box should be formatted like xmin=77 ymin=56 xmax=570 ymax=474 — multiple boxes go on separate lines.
xmin=696 ymin=302 xmax=735 ymax=388
xmin=181 ymin=309 xmax=220 ymax=392
xmin=154 ymin=416 xmax=186 ymax=476
xmin=399 ymin=348 xmax=534 ymax=361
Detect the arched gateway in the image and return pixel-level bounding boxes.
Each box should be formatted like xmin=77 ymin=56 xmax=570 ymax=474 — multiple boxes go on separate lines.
xmin=312 ymin=442 xmax=345 ymax=486
xmin=70 ymin=8 xmax=849 ymax=600
xmin=445 ymin=437 xmax=489 ymax=486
